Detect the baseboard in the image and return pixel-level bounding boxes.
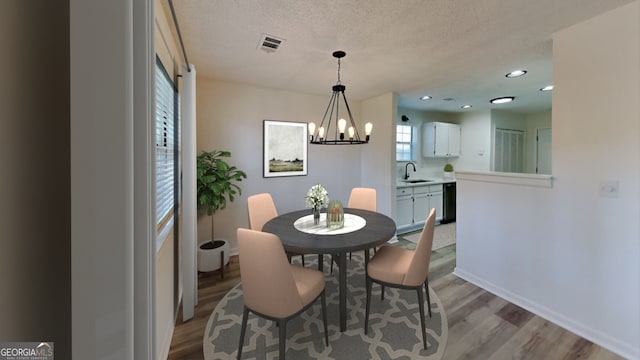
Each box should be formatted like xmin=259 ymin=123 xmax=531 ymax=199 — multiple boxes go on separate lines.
xmin=158 ymin=319 xmax=175 ymax=360
xmin=453 ymin=267 xmax=639 ymax=360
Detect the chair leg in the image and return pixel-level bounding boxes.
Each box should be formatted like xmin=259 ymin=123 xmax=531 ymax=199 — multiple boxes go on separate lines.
xmin=425 ymin=280 xmax=432 ymax=318
xmin=330 ymin=254 xmax=338 ymax=275
xmin=237 ymin=307 xmax=249 ymax=360
xmin=416 ymin=288 xmax=428 ymax=350
xmin=278 ymin=319 xmax=287 ymax=360
xmin=301 ymin=254 xmax=305 ymax=267
xmin=365 ymin=276 xmax=372 ymax=334
xmin=381 ymin=284 xmax=385 ymax=300
xmin=321 ymin=291 xmax=329 ymax=346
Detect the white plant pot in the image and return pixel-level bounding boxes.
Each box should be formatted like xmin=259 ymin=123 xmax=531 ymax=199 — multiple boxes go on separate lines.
xmin=444 ymin=171 xmax=454 ymax=179
xmin=198 ymin=239 xmax=230 ymax=272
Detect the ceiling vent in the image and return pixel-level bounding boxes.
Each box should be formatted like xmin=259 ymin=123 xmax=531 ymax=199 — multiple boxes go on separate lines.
xmin=258 ymin=33 xmax=285 ymax=53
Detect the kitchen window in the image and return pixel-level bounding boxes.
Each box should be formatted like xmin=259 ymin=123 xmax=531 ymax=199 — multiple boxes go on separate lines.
xmin=396 ymin=124 xmax=416 ymax=161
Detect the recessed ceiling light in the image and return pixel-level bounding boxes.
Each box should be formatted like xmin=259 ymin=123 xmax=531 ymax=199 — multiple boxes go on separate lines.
xmin=540 ymin=85 xmax=554 ymax=91
xmin=419 ymin=95 xmax=432 ymax=100
xmin=443 ymin=97 xmax=455 ymax=101
xmin=461 ymin=105 xmax=472 ymax=109
xmin=505 ymin=70 xmax=527 ymax=78
xmin=490 ymin=96 xmax=515 ymax=104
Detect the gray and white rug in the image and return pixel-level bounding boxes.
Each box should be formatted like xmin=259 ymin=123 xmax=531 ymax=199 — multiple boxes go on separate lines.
xmin=204 ymin=253 xmax=447 ymax=359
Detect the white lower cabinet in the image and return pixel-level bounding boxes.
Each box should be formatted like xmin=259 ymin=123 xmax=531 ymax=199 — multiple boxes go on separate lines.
xmin=396 ymin=185 xmax=443 ymax=234
xmin=396 ymin=189 xmax=413 ymax=230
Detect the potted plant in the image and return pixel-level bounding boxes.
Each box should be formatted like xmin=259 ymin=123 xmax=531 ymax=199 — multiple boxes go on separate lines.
xmin=443 ymin=163 xmax=454 ymax=178
xmin=196 ymin=150 xmax=247 ymax=273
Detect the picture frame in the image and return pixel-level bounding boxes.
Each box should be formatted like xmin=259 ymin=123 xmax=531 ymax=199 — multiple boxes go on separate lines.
xmin=263 ymin=120 xmax=308 ymax=177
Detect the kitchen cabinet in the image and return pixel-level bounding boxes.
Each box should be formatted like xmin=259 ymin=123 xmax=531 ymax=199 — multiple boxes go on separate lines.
xmin=423 ymin=122 xmax=460 ymax=157
xmin=396 ymin=185 xmax=443 ymax=234
xmin=396 ymin=188 xmax=413 ymax=229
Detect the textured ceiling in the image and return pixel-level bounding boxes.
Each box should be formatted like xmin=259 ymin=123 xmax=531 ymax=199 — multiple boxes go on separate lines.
xmin=162 ymin=0 xmax=633 ymax=114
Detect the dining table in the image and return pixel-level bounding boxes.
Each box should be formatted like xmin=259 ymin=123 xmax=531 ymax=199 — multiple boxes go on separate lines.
xmin=262 ymin=207 xmax=397 ymax=332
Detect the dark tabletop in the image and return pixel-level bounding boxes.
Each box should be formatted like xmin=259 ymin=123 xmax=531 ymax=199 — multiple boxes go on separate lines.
xmin=262 ymin=208 xmax=397 ymax=255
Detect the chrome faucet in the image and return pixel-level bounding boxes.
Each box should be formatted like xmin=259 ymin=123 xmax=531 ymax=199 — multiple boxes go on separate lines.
xmin=404 ymin=162 xmax=416 ymax=180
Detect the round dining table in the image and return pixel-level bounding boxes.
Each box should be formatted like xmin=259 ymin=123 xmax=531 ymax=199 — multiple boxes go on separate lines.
xmin=262 ymin=207 xmax=396 ymax=332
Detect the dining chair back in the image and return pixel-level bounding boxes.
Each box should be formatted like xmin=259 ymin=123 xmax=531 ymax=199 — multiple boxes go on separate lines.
xmin=237 ymin=228 xmax=328 ymax=359
xmin=347 ymin=187 xmax=376 ymax=211
xmin=247 ymin=193 xmax=278 ymax=231
xmin=365 ymin=208 xmax=436 ymax=350
xmin=247 ymin=192 xmax=306 ymax=266
xmin=332 ymin=187 xmax=377 ymax=273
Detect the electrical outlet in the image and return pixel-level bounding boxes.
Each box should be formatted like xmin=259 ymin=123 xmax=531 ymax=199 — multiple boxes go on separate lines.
xmin=599 ymin=181 xmax=619 ymax=198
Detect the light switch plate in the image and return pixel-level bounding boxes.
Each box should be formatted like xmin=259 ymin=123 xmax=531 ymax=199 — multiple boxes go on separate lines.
xmin=599 ymin=181 xmax=619 ymax=198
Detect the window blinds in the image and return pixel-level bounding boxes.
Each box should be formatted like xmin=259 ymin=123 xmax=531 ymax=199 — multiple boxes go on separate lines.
xmin=155 ymin=59 xmax=179 ymax=226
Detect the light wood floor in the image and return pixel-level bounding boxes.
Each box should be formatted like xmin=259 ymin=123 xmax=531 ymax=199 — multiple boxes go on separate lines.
xmin=167 ymin=245 xmax=624 ymax=360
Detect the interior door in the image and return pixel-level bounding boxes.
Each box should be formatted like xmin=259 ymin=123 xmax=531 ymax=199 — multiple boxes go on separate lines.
xmin=536 ymin=128 xmax=552 ymax=174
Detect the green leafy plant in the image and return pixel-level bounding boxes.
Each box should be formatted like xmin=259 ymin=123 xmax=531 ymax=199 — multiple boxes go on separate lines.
xmin=197 ymin=150 xmax=247 ymax=240
xmin=444 ymin=163 xmax=454 ymax=172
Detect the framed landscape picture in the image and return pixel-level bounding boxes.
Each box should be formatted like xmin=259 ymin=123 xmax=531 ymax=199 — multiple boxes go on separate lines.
xmin=263 ymin=120 xmax=308 ymax=177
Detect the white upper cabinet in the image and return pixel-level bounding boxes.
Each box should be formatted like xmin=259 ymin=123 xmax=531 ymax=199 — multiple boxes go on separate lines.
xmin=423 ymin=122 xmax=461 ymax=157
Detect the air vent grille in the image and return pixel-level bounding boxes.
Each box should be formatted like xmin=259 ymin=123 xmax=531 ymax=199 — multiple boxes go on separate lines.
xmin=258 ymin=33 xmax=285 ymax=53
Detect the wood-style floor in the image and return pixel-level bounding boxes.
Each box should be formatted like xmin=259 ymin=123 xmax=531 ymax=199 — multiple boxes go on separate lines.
xmin=167 ymin=244 xmax=624 ymax=360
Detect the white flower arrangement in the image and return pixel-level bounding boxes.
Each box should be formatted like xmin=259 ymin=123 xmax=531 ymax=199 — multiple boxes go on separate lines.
xmin=305 ymin=184 xmax=329 ymax=209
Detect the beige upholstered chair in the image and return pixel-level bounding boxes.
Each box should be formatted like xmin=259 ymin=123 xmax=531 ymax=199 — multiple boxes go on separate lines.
xmin=348 ymin=187 xmax=376 ymax=212
xmin=247 ymin=193 xmax=278 ymax=232
xmin=365 ymin=208 xmax=436 ymax=350
xmin=247 ymin=193 xmax=305 ymax=266
xmin=237 ymin=228 xmax=328 ymax=359
xmin=331 ymin=187 xmax=377 ymax=273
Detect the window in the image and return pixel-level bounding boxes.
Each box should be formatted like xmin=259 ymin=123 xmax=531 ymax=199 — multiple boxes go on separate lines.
xmin=396 ymin=124 xmax=415 ymax=161
xmin=155 ymin=57 xmax=180 ymax=227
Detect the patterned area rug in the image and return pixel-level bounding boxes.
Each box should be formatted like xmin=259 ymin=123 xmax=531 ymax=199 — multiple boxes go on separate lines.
xmin=204 ymin=253 xmax=447 ymax=359
xmin=402 ymin=222 xmax=456 ymax=251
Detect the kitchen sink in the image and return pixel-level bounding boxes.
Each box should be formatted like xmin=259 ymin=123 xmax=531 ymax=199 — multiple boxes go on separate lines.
xmin=402 ymin=179 xmax=433 ymax=183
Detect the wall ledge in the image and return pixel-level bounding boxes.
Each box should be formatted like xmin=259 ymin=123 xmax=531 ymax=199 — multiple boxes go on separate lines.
xmin=455 ymin=170 xmax=553 ymax=188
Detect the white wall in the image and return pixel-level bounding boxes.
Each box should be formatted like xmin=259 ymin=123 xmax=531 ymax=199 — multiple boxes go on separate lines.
xmin=71 ymin=0 xmax=155 ymax=358
xmin=362 ymin=93 xmax=396 ymax=217
xmin=456 ymin=110 xmax=492 ymax=171
xmin=455 ymin=2 xmax=640 ymax=358
xmin=196 ymin=78 xmax=366 ymax=251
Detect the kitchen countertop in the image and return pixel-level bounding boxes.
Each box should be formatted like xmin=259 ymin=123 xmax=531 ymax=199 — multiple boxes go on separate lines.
xmin=396 ymin=177 xmax=456 ymax=188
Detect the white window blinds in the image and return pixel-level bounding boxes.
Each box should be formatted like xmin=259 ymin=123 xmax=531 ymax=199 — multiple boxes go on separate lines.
xmin=155 ymin=58 xmax=180 ymax=226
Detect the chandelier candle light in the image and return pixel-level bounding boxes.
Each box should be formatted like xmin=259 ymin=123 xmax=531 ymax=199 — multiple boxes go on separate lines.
xmin=308 ymin=51 xmax=372 ymax=145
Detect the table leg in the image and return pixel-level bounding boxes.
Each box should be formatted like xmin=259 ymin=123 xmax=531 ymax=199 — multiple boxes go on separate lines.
xmin=338 ymin=252 xmax=347 ymax=332
xmin=364 ymin=248 xmax=370 ymax=269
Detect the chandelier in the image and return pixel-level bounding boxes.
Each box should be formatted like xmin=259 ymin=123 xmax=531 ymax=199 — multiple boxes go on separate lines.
xmin=308 ymin=51 xmax=372 ymax=145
